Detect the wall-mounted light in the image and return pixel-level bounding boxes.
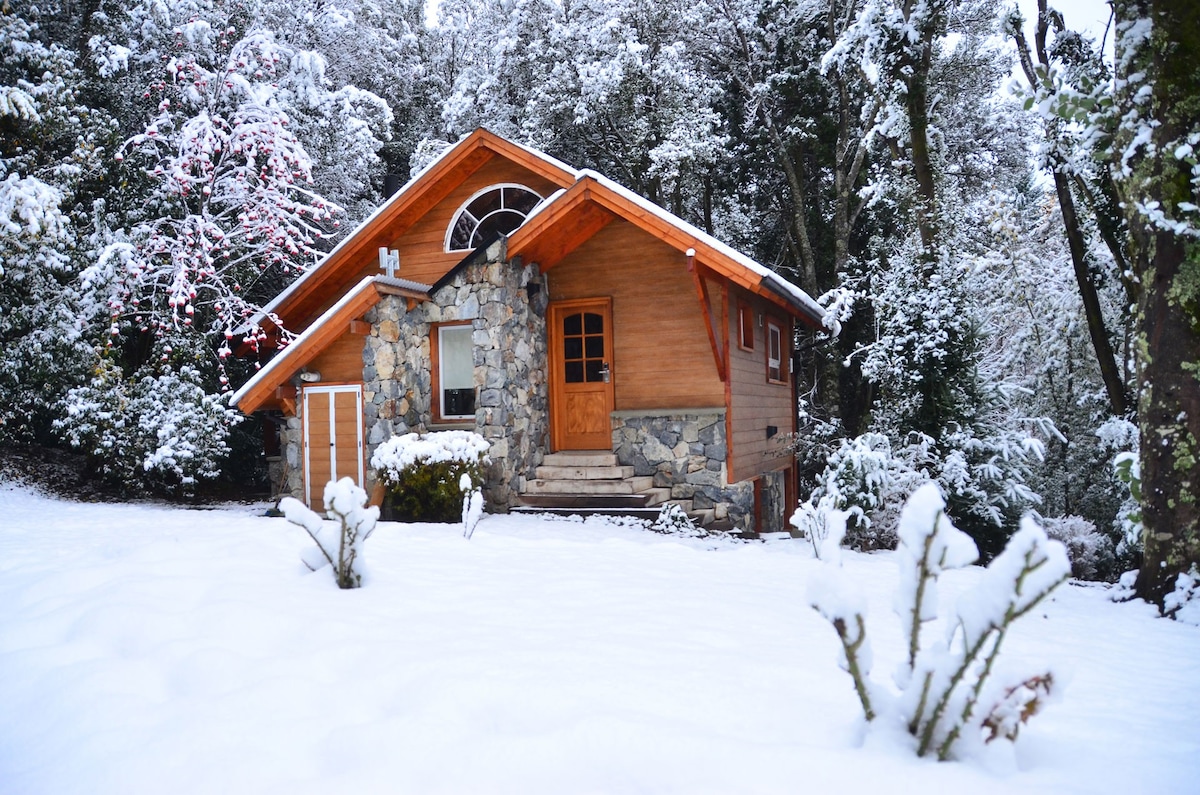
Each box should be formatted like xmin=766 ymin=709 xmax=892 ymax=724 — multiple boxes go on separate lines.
xmin=758 ymin=313 xmax=764 ymax=327
xmin=299 ymin=370 xmax=322 ymax=383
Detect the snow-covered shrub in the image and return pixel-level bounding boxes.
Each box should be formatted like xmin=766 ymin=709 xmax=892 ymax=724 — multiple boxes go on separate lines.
xmin=1041 ymin=515 xmax=1117 ymax=581
xmin=809 ymin=482 xmax=1070 ymax=760
xmin=55 ymin=359 xmax=240 ymax=494
xmin=460 ymin=473 xmax=484 ymax=540
xmin=371 ymin=431 xmax=489 ymax=523
xmin=806 ymin=432 xmax=926 ymax=551
xmin=1164 ymin=566 xmax=1200 ymax=626
xmin=650 ymin=502 xmax=701 ymax=537
xmin=280 ymin=478 xmax=378 ymax=589
xmin=790 ymin=496 xmax=849 ymax=562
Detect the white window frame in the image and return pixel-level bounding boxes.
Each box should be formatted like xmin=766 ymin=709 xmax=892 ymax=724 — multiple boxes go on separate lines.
xmin=767 ymin=320 xmax=784 ymax=383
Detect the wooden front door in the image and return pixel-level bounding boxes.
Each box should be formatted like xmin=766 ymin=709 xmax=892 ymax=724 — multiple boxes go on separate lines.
xmin=549 ymin=299 xmax=615 ymax=450
xmin=303 ymin=384 xmax=364 ymax=510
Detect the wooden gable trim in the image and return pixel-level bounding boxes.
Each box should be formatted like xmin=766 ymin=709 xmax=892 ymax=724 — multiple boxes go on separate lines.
xmin=264 ymin=129 xmax=576 ymax=333
xmin=235 ymin=279 xmax=424 ymax=415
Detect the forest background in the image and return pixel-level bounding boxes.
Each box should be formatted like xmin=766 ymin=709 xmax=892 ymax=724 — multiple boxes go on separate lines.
xmin=1 ymin=0 xmax=1196 ymax=607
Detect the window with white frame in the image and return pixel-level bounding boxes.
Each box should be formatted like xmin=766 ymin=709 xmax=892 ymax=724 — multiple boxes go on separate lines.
xmin=445 ymin=184 xmax=543 ymax=251
xmin=767 ymin=319 xmax=784 ymax=383
xmin=437 ymin=324 xmax=475 ymax=420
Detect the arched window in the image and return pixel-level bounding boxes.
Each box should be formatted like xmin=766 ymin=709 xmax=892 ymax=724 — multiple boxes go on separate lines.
xmin=445 ymin=184 xmax=543 ymax=251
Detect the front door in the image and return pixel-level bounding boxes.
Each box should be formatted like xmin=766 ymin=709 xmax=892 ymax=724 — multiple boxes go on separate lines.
xmin=303 ymin=384 xmax=364 ymax=510
xmin=549 ymin=299 xmax=615 ymax=450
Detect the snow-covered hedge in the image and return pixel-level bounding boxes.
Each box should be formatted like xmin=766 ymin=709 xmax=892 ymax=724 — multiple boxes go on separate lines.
xmin=371 ymin=431 xmax=489 ymax=523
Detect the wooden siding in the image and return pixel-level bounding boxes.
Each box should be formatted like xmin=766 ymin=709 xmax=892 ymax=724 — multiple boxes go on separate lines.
xmin=546 ymin=220 xmax=725 ymax=410
xmin=727 ymin=288 xmax=795 ymax=482
xmin=307 ymin=332 xmax=365 ymax=384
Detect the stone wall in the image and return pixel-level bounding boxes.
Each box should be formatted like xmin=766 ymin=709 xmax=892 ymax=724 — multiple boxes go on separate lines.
xmin=611 ymin=410 xmax=754 ymax=531
xmin=356 ymin=242 xmax=549 ymax=509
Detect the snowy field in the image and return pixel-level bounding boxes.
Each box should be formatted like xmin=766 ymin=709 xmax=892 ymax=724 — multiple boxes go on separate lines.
xmin=0 ymin=482 xmax=1196 ymax=795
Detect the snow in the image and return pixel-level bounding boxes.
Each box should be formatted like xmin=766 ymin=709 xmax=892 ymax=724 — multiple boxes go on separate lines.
xmin=0 ymin=481 xmax=1197 ymax=793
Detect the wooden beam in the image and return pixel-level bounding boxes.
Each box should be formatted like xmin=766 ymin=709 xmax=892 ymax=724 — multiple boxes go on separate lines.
xmin=349 ymin=320 xmax=371 ymax=335
xmin=692 ymin=264 xmax=725 ymax=381
xmin=275 ymin=385 xmax=297 ymax=400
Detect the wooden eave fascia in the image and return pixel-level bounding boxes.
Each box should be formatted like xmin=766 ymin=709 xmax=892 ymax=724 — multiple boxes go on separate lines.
xmin=234 ymin=279 xmax=421 ymax=415
xmin=264 ymin=129 xmax=576 ymax=333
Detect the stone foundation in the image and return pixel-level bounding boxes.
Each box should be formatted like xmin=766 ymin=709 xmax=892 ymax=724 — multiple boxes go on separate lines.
xmin=611 ymin=410 xmax=754 ymax=531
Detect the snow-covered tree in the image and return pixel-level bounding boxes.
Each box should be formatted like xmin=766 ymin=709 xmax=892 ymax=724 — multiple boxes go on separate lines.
xmin=0 ymin=5 xmax=109 ymax=444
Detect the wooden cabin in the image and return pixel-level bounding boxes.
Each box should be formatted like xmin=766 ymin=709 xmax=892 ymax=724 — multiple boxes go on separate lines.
xmin=232 ymin=129 xmax=827 ymax=534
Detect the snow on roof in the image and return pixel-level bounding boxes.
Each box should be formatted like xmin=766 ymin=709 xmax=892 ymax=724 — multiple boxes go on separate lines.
xmin=231 ymin=275 xmax=380 ymax=409
xmin=575 ymin=169 xmax=825 ymax=321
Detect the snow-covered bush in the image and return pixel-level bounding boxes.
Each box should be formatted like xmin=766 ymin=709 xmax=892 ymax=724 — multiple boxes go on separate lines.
xmin=790 ymin=496 xmax=849 ymax=562
xmin=371 ymin=431 xmax=489 ymax=523
xmin=1041 ymin=515 xmax=1117 ymax=581
xmin=1164 ymin=566 xmax=1200 ymax=626
xmin=55 ymin=359 xmax=241 ymax=494
xmin=650 ymin=502 xmax=702 ymax=537
xmin=809 ymin=483 xmax=1070 ymax=760
xmin=280 ymin=478 xmax=378 ymax=589
xmin=807 ymin=432 xmax=920 ymax=551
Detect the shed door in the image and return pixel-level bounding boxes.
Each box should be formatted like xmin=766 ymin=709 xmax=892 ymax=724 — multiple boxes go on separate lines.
xmin=549 ymin=299 xmax=614 ymax=450
xmin=303 ymin=384 xmax=364 ymax=510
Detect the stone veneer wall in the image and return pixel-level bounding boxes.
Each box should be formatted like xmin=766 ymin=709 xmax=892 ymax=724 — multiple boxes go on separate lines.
xmin=758 ymin=468 xmax=787 ymax=535
xmin=611 ymin=411 xmax=755 ymax=531
xmin=356 ymin=243 xmax=549 ymax=509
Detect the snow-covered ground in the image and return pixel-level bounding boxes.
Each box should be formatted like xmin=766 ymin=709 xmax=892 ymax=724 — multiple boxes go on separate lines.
xmin=0 ymin=482 xmax=1196 ymax=794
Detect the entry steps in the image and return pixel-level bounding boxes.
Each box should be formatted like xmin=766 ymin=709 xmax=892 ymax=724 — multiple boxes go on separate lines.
xmin=516 ymin=451 xmax=697 ymax=519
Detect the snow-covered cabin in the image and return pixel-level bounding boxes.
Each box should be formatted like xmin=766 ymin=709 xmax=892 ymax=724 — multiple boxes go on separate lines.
xmin=232 ymin=129 xmax=826 ymax=534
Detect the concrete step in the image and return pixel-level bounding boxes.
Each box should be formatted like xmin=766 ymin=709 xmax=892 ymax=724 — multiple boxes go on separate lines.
xmin=640 ymin=487 xmax=672 ymax=507
xmin=524 ymin=476 xmax=654 ymax=496
xmin=515 ymin=494 xmax=654 ymax=509
xmin=541 ymin=452 xmax=619 ymax=467
xmin=535 ymin=465 xmax=635 ymax=481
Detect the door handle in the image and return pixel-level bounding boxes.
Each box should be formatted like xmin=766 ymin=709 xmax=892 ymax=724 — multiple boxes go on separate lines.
xmin=600 ymin=362 xmax=611 ymax=383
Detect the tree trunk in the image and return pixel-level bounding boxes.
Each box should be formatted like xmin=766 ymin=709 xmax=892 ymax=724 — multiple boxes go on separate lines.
xmin=1111 ymin=0 xmax=1200 ymax=607
xmin=1010 ymin=1 xmax=1130 ymax=417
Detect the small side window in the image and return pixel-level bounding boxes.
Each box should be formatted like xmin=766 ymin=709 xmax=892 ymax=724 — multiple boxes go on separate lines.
xmin=767 ymin=319 xmax=784 ymax=383
xmin=738 ymin=302 xmax=754 ymax=351
xmin=436 ymin=324 xmax=475 ymax=420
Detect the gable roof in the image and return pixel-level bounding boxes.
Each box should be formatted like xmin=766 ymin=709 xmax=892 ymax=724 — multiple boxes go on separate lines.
xmin=232 ymin=129 xmax=830 ymax=414
xmin=506 ymin=171 xmax=826 ymax=327
xmin=248 ymin=128 xmax=578 ymax=335
xmin=232 ymin=275 xmax=430 ymax=414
